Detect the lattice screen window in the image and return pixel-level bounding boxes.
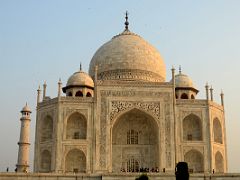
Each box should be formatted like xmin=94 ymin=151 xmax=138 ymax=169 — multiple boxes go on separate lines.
xmin=127 ymin=129 xmax=138 ymax=144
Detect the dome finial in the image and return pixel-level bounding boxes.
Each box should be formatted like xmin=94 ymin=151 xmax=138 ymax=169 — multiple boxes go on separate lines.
xmin=179 ymin=65 xmax=182 ymax=74
xmin=125 ymin=11 xmax=129 ymax=31
xmin=80 ymin=62 xmax=82 ymax=71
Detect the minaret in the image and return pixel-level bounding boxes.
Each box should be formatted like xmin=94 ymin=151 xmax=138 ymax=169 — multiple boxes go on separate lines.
xmin=205 ymin=83 xmax=209 ymax=100
xmin=37 ymin=85 xmax=41 ymax=104
xmin=43 ymin=81 xmax=47 ymax=100
xmin=16 ymin=103 xmax=31 ymax=172
xmin=220 ymin=90 xmax=224 ymax=108
xmin=210 ymin=86 xmax=213 ymax=101
xmin=58 ymin=78 xmax=62 ymax=98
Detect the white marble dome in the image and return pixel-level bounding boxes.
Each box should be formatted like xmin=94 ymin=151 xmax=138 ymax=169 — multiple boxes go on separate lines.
xmin=66 ymin=70 xmax=94 ymax=88
xmin=174 ymin=72 xmax=195 ymax=88
xmin=89 ymin=30 xmax=166 ymax=82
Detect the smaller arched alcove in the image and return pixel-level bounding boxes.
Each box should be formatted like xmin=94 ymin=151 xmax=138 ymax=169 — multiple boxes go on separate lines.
xmin=66 ymin=112 xmax=87 ymax=140
xmin=184 ymin=149 xmax=204 ymax=173
xmin=40 ymin=115 xmax=53 ymax=142
xmin=215 ymin=151 xmax=224 ymax=173
xmin=183 ymin=114 xmax=202 ymax=141
xmin=213 ymin=118 xmax=223 ymax=144
xmin=75 ymin=91 xmax=83 ymax=97
xmin=40 ymin=150 xmax=51 ymax=172
xmin=65 ymin=149 xmax=86 ymax=173
xmin=181 ymin=93 xmax=188 ymax=99
xmin=86 ymin=92 xmax=92 ymax=97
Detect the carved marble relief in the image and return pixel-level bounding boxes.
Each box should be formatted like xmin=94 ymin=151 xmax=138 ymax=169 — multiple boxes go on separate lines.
xmin=110 ymin=101 xmax=160 ymax=122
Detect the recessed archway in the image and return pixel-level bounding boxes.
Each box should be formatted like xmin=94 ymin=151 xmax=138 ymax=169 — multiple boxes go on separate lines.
xmin=184 ymin=149 xmax=204 ymax=173
xmin=181 ymin=93 xmax=188 ymax=99
xmin=65 ymin=149 xmax=86 ymax=173
xmin=75 ymin=91 xmax=83 ymax=97
xmin=66 ymin=112 xmax=87 ymax=139
xmin=86 ymin=92 xmax=92 ymax=97
xmin=40 ymin=115 xmax=53 ymax=142
xmin=112 ymin=108 xmax=159 ymax=172
xmin=183 ymin=114 xmax=202 ymax=141
xmin=40 ymin=150 xmax=51 ymax=172
xmin=213 ymin=118 xmax=223 ymax=144
xmin=215 ymin=151 xmax=224 ymax=173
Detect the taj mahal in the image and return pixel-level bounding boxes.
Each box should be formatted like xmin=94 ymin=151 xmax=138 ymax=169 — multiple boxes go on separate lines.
xmin=7 ymin=13 xmax=233 ymax=180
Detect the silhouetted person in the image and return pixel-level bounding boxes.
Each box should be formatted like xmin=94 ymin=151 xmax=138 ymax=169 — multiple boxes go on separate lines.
xmin=175 ymin=162 xmax=189 ymax=180
xmin=6 ymin=167 xmax=9 ymax=172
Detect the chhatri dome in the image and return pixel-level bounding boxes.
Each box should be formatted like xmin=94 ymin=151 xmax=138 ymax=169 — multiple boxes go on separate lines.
xmin=171 ymin=66 xmax=199 ymax=99
xmin=62 ymin=64 xmax=94 ymax=97
xmin=89 ymin=12 xmax=166 ymax=82
xmin=65 ymin=66 xmax=94 ymax=88
xmin=174 ymin=67 xmax=196 ymax=89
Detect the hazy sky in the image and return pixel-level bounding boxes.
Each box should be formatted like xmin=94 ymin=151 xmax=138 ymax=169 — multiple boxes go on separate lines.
xmin=0 ymin=0 xmax=240 ymax=173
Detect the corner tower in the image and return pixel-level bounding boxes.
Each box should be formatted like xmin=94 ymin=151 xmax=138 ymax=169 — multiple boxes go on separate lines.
xmin=16 ymin=103 xmax=31 ymax=172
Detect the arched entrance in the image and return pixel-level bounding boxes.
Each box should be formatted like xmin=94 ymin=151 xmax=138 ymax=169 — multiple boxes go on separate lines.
xmin=65 ymin=149 xmax=86 ymax=173
xmin=112 ymin=109 xmax=159 ymax=172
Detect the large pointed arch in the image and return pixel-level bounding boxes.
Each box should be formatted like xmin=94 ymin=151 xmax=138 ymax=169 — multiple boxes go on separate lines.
xmin=184 ymin=149 xmax=204 ymax=173
xmin=40 ymin=150 xmax=51 ymax=172
xmin=66 ymin=112 xmax=87 ymax=139
xmin=213 ymin=118 xmax=223 ymax=144
xmin=112 ymin=108 xmax=159 ymax=172
xmin=40 ymin=115 xmax=53 ymax=142
xmin=182 ymin=114 xmax=202 ymax=141
xmin=65 ymin=149 xmax=86 ymax=173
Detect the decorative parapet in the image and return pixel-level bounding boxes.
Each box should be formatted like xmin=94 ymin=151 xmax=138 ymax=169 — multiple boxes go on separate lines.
xmin=37 ymin=97 xmax=94 ymax=108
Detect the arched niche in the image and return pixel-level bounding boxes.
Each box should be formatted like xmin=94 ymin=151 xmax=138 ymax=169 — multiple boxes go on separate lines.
xmin=40 ymin=115 xmax=53 ymax=142
xmin=40 ymin=150 xmax=51 ymax=172
xmin=215 ymin=151 xmax=224 ymax=173
xmin=213 ymin=118 xmax=223 ymax=144
xmin=65 ymin=149 xmax=86 ymax=173
xmin=184 ymin=149 xmax=204 ymax=173
xmin=86 ymin=92 xmax=92 ymax=97
xmin=183 ymin=114 xmax=202 ymax=141
xmin=66 ymin=112 xmax=87 ymax=139
xmin=75 ymin=91 xmax=83 ymax=97
xmin=112 ymin=108 xmax=159 ymax=173
xmin=181 ymin=93 xmax=188 ymax=99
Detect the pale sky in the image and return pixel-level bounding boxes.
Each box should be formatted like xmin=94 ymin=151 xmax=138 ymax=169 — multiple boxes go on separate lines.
xmin=0 ymin=0 xmax=240 ymax=173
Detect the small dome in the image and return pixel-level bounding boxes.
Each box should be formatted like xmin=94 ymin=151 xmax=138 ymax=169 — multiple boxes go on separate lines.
xmin=21 ymin=103 xmax=31 ymax=113
xmin=171 ymin=71 xmax=196 ymax=89
xmin=66 ymin=70 xmax=94 ymax=88
xmin=89 ymin=30 xmax=166 ymax=82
